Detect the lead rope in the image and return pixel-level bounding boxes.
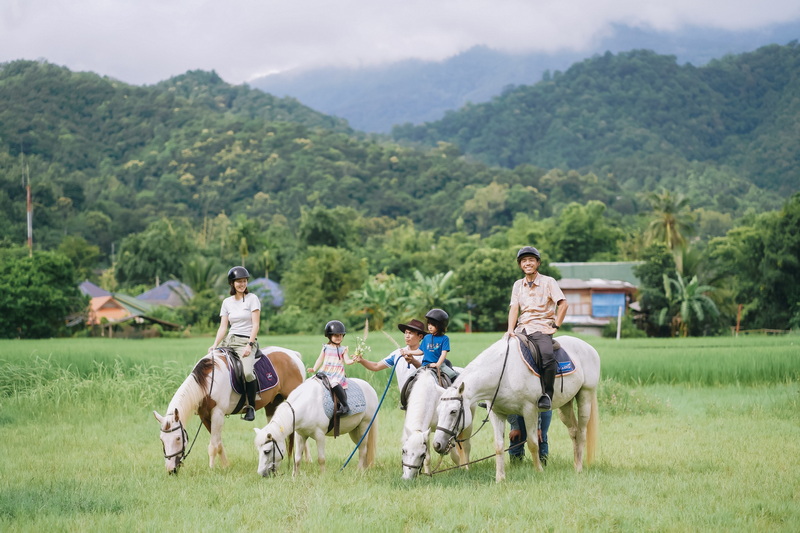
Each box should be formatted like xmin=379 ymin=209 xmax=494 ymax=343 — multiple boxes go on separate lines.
xmin=339 ymin=360 xmax=397 ymax=472
xmin=454 ymin=336 xmax=512 ymax=444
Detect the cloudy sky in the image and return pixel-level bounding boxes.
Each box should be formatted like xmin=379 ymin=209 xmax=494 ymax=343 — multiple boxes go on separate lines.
xmin=2 ymin=0 xmax=799 ymax=85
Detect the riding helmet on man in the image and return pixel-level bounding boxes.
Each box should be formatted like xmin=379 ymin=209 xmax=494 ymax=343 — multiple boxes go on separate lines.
xmin=516 ymin=246 xmax=541 ymax=263
xmin=425 ymin=308 xmax=449 ymax=334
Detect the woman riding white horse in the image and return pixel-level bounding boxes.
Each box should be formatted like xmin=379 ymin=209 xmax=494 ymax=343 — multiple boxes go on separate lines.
xmin=254 ymin=376 xmax=379 ymax=476
xmin=154 ymin=346 xmax=305 ymax=473
xmin=432 ymin=335 xmax=599 ymax=482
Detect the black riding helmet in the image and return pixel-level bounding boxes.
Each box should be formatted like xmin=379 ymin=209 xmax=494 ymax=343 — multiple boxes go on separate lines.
xmin=516 ymin=246 xmax=541 ymax=263
xmin=425 ymin=308 xmax=449 ymax=334
xmin=324 ymin=320 xmax=347 ymax=338
xmin=227 ymin=266 xmax=250 ymax=283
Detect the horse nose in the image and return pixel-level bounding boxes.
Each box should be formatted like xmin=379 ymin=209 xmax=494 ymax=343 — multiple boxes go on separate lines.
xmin=433 ymin=441 xmax=442 ymax=453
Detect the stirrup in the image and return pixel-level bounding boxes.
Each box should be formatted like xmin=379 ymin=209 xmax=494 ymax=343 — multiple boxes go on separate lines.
xmin=537 ymin=394 xmax=552 ymax=410
xmin=242 ymin=406 xmax=255 ymax=421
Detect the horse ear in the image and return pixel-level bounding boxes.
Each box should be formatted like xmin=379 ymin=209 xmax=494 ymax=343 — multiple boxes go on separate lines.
xmin=153 ymin=411 xmax=164 ymax=424
xmin=172 ymin=408 xmax=180 ymax=422
xmin=458 ymin=382 xmax=465 ymax=395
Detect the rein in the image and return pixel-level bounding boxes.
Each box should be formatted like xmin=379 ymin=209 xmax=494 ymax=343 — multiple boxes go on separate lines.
xmin=339 ymin=359 xmax=397 ymax=472
xmin=263 ymin=401 xmax=295 ymax=475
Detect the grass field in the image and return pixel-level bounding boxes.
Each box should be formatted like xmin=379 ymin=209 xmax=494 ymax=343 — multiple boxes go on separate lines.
xmin=1 ymin=333 xmax=798 ymax=531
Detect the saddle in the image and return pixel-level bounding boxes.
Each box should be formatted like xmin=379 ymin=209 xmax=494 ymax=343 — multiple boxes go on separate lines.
xmin=514 ymin=333 xmax=575 ymax=376
xmin=315 ymin=373 xmax=346 ymax=437
xmin=400 ymin=366 xmax=453 ymax=410
xmin=216 ymin=347 xmax=279 ymax=415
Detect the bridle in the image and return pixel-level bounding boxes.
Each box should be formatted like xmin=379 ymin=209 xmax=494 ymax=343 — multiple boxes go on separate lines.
xmin=401 ymin=433 xmax=429 ymax=474
xmin=434 ymin=394 xmax=466 ymax=454
xmin=160 ymin=419 xmax=189 ymax=470
xmin=433 ymin=338 xmax=512 ymax=455
xmin=261 ymin=436 xmax=285 ymax=475
xmin=160 ymin=352 xmax=217 ymax=472
xmin=259 ymin=401 xmax=296 ymax=476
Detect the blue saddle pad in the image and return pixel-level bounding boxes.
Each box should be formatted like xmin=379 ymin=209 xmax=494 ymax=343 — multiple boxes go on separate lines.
xmin=518 ymin=340 xmax=576 ymax=377
xmin=322 ymin=383 xmax=366 ymax=418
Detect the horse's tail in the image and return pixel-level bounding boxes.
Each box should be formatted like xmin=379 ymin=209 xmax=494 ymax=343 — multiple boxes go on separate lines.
xmin=585 ymin=389 xmax=599 ymax=466
xmin=365 ymin=415 xmax=378 ymax=468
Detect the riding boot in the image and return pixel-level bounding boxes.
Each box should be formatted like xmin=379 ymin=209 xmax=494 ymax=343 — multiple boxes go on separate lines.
xmin=242 ymin=380 xmax=258 ymax=421
xmin=538 ymin=364 xmax=556 ymax=410
xmin=332 ymin=384 xmax=350 ymax=415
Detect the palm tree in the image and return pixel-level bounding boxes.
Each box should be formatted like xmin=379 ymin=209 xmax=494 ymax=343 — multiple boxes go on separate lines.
xmin=645 ymin=190 xmax=695 ymax=272
xmin=403 ymin=270 xmax=465 ymax=328
xmin=658 ymin=271 xmax=719 ymax=337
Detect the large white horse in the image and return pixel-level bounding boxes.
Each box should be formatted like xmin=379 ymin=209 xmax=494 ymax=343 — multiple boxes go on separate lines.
xmin=254 ymin=377 xmax=379 ymax=476
xmin=153 ymin=346 xmax=305 ymax=474
xmin=432 ymin=335 xmax=600 ymax=482
xmin=401 ymin=367 xmax=473 ymax=480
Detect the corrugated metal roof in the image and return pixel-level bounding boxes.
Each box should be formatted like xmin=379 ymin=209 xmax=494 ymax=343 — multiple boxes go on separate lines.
xmin=551 ymin=262 xmax=643 ymax=285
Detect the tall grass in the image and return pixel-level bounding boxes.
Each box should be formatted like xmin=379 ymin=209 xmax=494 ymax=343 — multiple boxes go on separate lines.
xmin=1 ymin=335 xmax=799 ymax=530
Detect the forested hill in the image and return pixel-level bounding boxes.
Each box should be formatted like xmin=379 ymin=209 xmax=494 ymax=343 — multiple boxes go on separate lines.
xmin=0 ymin=59 xmax=556 ymax=254
xmin=392 ymin=42 xmax=800 ymax=196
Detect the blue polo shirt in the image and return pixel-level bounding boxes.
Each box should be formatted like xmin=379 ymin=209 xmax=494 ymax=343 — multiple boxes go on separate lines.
xmin=420 ymin=334 xmax=450 ymax=366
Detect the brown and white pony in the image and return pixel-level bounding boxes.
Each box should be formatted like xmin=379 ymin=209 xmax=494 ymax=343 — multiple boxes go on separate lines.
xmin=153 ymin=346 xmax=305 ymax=474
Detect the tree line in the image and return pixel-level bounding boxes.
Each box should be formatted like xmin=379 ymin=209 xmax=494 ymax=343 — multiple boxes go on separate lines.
xmin=0 ymin=55 xmax=797 ymax=338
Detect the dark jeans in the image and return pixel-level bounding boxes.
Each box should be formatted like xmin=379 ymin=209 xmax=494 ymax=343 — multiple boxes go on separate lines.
xmin=508 ymin=411 xmax=552 ymax=459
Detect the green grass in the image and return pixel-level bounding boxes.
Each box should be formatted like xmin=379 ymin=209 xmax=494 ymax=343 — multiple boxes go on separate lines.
xmin=1 ymin=335 xmax=799 ymax=531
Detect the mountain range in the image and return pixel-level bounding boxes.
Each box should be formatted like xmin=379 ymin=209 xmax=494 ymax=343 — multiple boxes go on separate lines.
xmin=251 ymin=21 xmax=800 ymax=133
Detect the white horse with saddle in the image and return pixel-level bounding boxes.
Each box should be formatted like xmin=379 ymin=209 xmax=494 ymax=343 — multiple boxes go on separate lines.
xmin=254 ymin=376 xmax=379 ymax=476
xmin=154 ymin=346 xmax=306 ymax=474
xmin=400 ymin=366 xmax=473 ymax=480
xmin=432 ymin=335 xmax=600 ymax=482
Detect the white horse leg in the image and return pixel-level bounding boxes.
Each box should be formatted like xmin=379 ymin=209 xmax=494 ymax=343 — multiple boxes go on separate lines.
xmin=208 ymin=409 xmax=229 ymax=468
xmin=488 ymin=410 xmax=507 ymax=483
xmin=314 ymin=430 xmax=327 ymax=472
xmin=522 ymin=412 xmax=543 ymax=472
xmin=293 ymin=433 xmax=306 ymax=477
xmin=557 ymin=399 xmax=582 ymax=472
xmin=572 ymin=389 xmax=594 ymax=473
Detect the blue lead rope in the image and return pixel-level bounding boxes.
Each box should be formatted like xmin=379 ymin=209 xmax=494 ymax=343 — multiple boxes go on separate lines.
xmin=339 ymin=362 xmax=397 ymax=472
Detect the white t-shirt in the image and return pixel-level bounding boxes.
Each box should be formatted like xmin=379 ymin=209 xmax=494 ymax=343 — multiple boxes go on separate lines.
xmin=219 ymin=293 xmax=261 ymax=336
xmin=382 ymin=348 xmax=423 ymax=390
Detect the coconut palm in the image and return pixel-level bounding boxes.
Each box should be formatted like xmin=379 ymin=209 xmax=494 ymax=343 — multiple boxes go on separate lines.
xmin=657 ymin=271 xmax=719 ymax=337
xmin=645 ymin=190 xmax=696 ymax=272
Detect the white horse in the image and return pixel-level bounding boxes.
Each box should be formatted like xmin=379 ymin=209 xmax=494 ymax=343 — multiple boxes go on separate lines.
xmin=432 ymin=335 xmax=600 ymax=482
xmin=153 ymin=346 xmax=306 ymax=474
xmin=254 ymin=377 xmax=379 ymax=476
xmin=401 ymin=367 xmax=473 ymax=480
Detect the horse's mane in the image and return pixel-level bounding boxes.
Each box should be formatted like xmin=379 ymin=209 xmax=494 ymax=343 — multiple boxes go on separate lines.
xmin=166 ymin=356 xmax=214 ymax=421
xmin=404 ymin=369 xmax=439 ymax=433
xmin=256 ymin=398 xmax=296 ymax=445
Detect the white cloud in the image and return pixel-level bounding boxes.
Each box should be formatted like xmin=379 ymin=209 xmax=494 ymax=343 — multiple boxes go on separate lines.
xmin=2 ymin=0 xmax=799 ymax=84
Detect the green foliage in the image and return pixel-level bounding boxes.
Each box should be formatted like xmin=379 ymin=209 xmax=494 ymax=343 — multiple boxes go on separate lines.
xmin=0 ymin=248 xmax=87 ymax=338
xmin=281 ymin=245 xmax=369 ymax=328
xmin=455 ymin=247 xmax=519 ymax=331
xmin=707 ymin=193 xmax=800 ymax=330
xmin=633 ymin=244 xmax=677 ymax=337
xmin=115 ymin=218 xmax=193 ymax=287
xmin=657 ymin=272 xmax=720 ymax=337
xmin=550 ymin=200 xmax=624 ymax=261
xmin=394 ymin=46 xmax=799 ymax=203
xmin=601 ymin=313 xmax=647 ymax=339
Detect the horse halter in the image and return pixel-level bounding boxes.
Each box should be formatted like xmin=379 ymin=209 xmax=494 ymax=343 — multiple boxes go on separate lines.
xmin=161 ymin=419 xmax=188 ymax=469
xmin=435 ymin=394 xmax=466 ymax=453
xmin=262 ymin=437 xmax=285 ymax=475
xmin=402 ymin=450 xmax=427 ymax=473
